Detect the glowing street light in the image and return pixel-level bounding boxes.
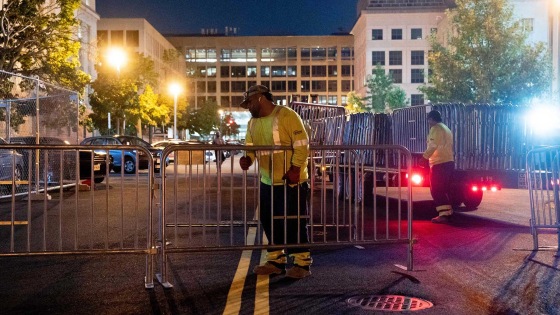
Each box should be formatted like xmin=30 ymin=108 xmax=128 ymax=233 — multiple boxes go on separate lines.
xmin=169 ymin=82 xmax=182 ymax=139
xmin=106 ymin=47 xmax=127 ymax=74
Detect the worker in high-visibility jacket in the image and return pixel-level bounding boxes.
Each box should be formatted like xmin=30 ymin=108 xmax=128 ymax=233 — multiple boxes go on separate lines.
xmin=422 ymin=110 xmax=455 ymax=224
xmin=238 ymin=85 xmax=312 ymax=279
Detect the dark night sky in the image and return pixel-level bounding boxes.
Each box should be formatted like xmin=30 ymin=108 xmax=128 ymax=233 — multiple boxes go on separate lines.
xmin=95 ymin=0 xmax=359 ymax=36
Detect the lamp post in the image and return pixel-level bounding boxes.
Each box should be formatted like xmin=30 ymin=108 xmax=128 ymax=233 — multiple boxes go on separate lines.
xmin=106 ymin=47 xmax=127 ymax=133
xmin=169 ymin=83 xmax=182 ymax=139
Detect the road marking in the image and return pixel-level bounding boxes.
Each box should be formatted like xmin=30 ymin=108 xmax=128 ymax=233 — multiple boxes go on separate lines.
xmin=255 ymin=249 xmax=270 ymax=315
xmin=223 ymin=227 xmax=258 ymax=315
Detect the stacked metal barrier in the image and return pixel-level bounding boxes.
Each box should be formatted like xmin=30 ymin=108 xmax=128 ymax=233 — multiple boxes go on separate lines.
xmin=526 ymin=146 xmax=560 ymax=251
xmin=392 ymin=103 xmax=530 ymax=172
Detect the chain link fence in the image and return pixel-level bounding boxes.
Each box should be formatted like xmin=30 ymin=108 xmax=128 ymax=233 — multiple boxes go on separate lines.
xmin=0 ymin=70 xmax=80 ymax=144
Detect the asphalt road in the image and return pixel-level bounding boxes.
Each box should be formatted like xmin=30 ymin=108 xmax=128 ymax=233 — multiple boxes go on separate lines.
xmin=1 ymin=162 xmax=559 ymax=314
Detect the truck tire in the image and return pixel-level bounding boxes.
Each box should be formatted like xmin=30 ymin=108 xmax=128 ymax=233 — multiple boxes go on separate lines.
xmin=463 ymin=189 xmax=483 ymax=209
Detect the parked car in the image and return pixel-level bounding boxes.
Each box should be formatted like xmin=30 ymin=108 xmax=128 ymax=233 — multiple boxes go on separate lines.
xmin=9 ymin=136 xmax=108 ymax=184
xmin=151 ymin=139 xmax=187 ymax=163
xmin=0 ymin=137 xmax=24 ymax=192
xmin=81 ymin=135 xmax=167 ymax=174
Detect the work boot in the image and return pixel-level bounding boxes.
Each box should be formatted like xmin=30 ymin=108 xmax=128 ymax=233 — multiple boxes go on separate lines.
xmin=431 ymin=215 xmax=451 ymax=224
xmin=253 ymin=262 xmax=285 ymax=275
xmin=285 ymin=265 xmax=311 ymax=279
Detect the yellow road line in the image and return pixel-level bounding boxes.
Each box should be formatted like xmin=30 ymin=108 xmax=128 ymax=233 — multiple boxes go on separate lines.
xmin=223 ymin=227 xmax=258 ymax=315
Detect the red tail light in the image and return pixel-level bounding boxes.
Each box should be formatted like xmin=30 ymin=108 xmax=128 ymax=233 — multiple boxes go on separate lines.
xmin=471 ymin=186 xmax=478 ymax=192
xmin=410 ymin=174 xmax=423 ymax=185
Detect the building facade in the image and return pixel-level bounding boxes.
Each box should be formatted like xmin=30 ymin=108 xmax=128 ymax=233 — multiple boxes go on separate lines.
xmin=96 ymin=18 xmax=185 ymax=89
xmin=165 ymin=35 xmax=354 ymax=110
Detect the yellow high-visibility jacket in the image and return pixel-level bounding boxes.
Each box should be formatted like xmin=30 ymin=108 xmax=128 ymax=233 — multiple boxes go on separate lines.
xmin=423 ymin=122 xmax=454 ymax=167
xmin=245 ymin=105 xmax=309 ymax=185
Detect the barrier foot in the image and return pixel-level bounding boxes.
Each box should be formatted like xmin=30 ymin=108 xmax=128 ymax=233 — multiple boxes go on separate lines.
xmin=26 ymin=192 xmax=51 ymax=201
xmin=156 ymin=273 xmax=174 ymax=289
xmin=144 ymin=277 xmax=155 ymax=289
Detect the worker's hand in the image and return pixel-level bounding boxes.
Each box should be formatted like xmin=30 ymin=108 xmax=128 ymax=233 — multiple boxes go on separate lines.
xmin=282 ymin=165 xmax=301 ymax=184
xmin=239 ymin=156 xmax=252 ymax=170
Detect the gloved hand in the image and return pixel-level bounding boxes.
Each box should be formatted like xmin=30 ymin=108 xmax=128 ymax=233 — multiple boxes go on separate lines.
xmin=239 ymin=156 xmax=253 ymax=170
xmin=282 ymin=165 xmax=301 ymax=184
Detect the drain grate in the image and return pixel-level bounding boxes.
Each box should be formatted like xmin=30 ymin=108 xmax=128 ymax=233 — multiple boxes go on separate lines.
xmin=347 ymin=295 xmax=433 ymax=312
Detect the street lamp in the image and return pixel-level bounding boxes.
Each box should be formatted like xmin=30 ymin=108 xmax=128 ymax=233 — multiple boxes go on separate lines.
xmin=169 ymin=82 xmax=182 ymax=139
xmin=107 ymin=47 xmax=127 ymax=74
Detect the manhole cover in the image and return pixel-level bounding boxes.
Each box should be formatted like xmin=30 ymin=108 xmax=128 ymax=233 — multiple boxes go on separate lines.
xmin=347 ymin=295 xmax=433 ymax=312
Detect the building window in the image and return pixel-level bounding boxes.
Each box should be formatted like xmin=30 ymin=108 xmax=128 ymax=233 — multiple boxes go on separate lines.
xmin=220 ymin=96 xmax=229 ymax=106
xmin=287 ymin=66 xmax=297 ymax=76
xmin=411 ymin=94 xmax=424 ymax=106
xmin=328 ymin=80 xmax=337 ymax=92
xmin=318 ymin=95 xmax=327 ymax=104
xmin=372 ymin=29 xmax=383 ymax=40
xmin=247 ymin=66 xmax=257 ymax=77
xmin=231 ymin=49 xmax=247 ymax=62
xmin=125 ymin=30 xmax=139 ymax=47
xmin=389 ymin=69 xmax=402 ymax=84
xmin=207 ymin=66 xmax=217 ymax=77
xmin=301 ymin=65 xmax=310 ymax=77
xmin=312 ymin=65 xmax=326 ymax=77
xmin=341 ymin=65 xmax=352 ymax=77
xmin=207 ymin=81 xmax=216 ymax=93
xmin=272 ymin=48 xmax=286 ymax=61
xmin=327 ymin=47 xmax=337 ymax=61
xmin=110 ymin=30 xmax=124 ymax=45
xmin=312 ymin=80 xmax=327 ymax=92
xmin=196 ymin=66 xmax=206 ymax=77
xmin=232 ymin=96 xmax=244 ymax=107
xmin=389 ymin=51 xmax=402 ymax=65
xmin=271 ymin=66 xmax=286 ymax=77
xmin=220 ymin=66 xmax=229 ymax=78
xmin=341 ymin=80 xmax=352 ymax=92
xmin=271 ymin=81 xmax=286 ymax=92
xmin=248 ymin=80 xmax=257 ymax=87
xmin=411 ymin=28 xmax=423 ymax=40
xmin=411 ymin=51 xmax=424 ymax=65
xmin=220 ymin=82 xmax=229 ymax=92
xmin=328 ymin=96 xmax=337 ymax=105
xmin=411 ymin=69 xmax=424 ymax=83
xmin=97 ymin=31 xmax=108 ymax=47
xmin=341 ymin=47 xmax=353 ymax=60
xmin=287 ymin=47 xmax=297 ymax=60
xmin=372 ymin=51 xmax=385 ymax=66
xmin=231 ymin=66 xmax=246 ymax=77
xmin=301 ymin=81 xmax=310 ymax=92
xmin=312 ymin=48 xmax=326 ymax=60
xmin=260 ymin=81 xmax=270 ymax=88
xmin=341 ymin=95 xmax=348 ymax=105
xmin=197 ymin=81 xmax=206 ymax=93
xmin=521 ymin=18 xmax=534 ymax=32
xmin=261 ymin=66 xmax=270 ymax=77
xmin=247 ymin=48 xmax=257 ymax=61
xmin=301 ymin=48 xmax=311 ymax=60
xmin=220 ymin=49 xmax=231 ymax=61
xmin=231 ymin=81 xmax=246 ymax=92
xmin=328 ymin=65 xmax=338 ymax=77
xmin=391 ymin=29 xmax=402 ymax=40
xmin=288 ymin=81 xmax=298 ymax=92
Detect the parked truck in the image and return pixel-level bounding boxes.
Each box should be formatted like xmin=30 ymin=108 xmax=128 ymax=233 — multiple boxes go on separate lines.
xmin=292 ymin=101 xmax=556 ymax=209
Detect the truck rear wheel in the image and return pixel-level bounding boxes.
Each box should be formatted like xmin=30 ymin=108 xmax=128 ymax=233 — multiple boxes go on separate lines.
xmin=463 ymin=189 xmax=483 ymax=209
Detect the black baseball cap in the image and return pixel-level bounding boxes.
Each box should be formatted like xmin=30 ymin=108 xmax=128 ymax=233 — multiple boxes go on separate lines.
xmin=239 ymin=85 xmax=270 ymax=108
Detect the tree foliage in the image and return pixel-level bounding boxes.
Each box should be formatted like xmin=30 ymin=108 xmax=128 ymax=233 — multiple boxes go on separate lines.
xmin=365 ymin=65 xmax=408 ymax=113
xmin=185 ymin=100 xmax=220 ymax=138
xmin=89 ymin=52 xmax=160 ymax=134
xmin=220 ymin=113 xmax=240 ymax=138
xmin=0 ymin=0 xmax=90 ymax=94
xmin=420 ymin=0 xmax=552 ymax=104
xmin=344 ymin=91 xmax=366 ymax=114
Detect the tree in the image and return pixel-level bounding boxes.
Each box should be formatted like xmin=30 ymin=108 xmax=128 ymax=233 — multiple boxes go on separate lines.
xmin=345 ymin=91 xmax=366 ymax=114
xmin=365 ymin=65 xmax=408 ymax=113
xmin=185 ymin=100 xmax=220 ymax=138
xmin=0 ymin=0 xmax=89 ymax=94
xmin=220 ymin=113 xmax=240 ymax=138
xmin=89 ymin=52 xmax=159 ymax=134
xmin=420 ymin=0 xmax=552 ymax=104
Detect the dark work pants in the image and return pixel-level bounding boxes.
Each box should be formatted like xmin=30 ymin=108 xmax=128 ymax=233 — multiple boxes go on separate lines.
xmin=430 ymin=161 xmax=455 ymax=211
xmin=259 ymin=182 xmax=309 ymax=254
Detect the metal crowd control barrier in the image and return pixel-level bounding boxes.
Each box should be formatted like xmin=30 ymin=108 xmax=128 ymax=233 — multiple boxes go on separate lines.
xmin=155 ymin=143 xmax=414 ymax=288
xmin=0 ymin=144 xmax=157 ymax=289
xmin=526 ymin=146 xmax=560 ymax=251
